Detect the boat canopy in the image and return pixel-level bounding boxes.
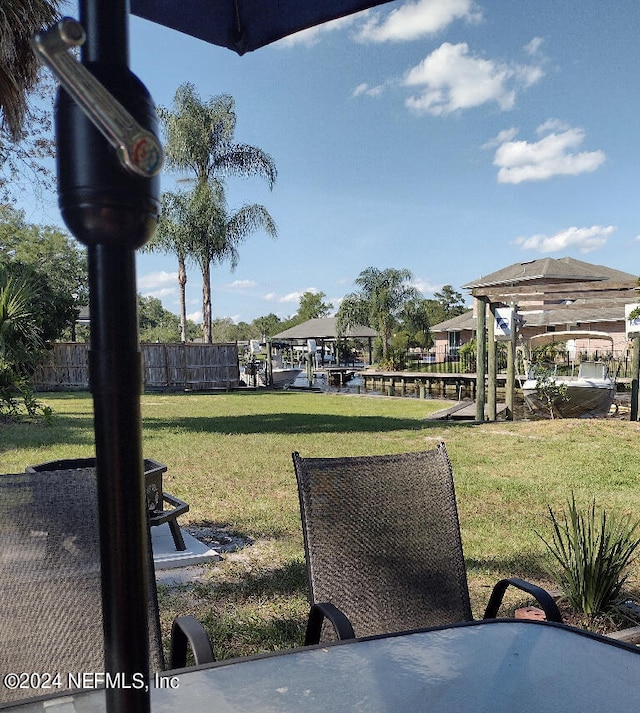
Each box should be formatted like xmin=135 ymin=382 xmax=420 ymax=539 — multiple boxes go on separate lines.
xmin=528 ymin=330 xmax=614 ymax=347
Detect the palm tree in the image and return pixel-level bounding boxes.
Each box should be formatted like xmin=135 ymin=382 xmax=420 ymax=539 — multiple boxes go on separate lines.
xmin=0 ymin=269 xmax=45 ymax=416
xmin=171 ymin=180 xmax=276 ymax=342
xmin=144 ymin=192 xmax=191 ymax=342
xmin=158 ymin=83 xmax=277 ymax=341
xmin=337 ymin=267 xmax=419 ymax=360
xmin=0 ymin=1 xmax=60 ymax=140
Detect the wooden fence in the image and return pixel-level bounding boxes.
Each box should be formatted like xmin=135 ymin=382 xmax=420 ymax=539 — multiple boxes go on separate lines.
xmin=32 ymin=343 xmax=240 ymax=391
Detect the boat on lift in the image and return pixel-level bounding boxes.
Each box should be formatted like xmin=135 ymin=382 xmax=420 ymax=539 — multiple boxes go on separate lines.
xmin=521 ymin=331 xmax=616 ymax=418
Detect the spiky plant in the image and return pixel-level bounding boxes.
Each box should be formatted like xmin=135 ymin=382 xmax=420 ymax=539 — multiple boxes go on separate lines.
xmin=538 ymin=494 xmax=640 ymax=617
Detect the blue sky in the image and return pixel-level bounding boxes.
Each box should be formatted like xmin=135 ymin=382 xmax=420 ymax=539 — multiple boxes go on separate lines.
xmin=19 ymin=0 xmax=640 ymax=324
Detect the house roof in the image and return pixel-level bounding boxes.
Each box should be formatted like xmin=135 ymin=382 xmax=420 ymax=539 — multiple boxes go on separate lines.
xmin=272 ymin=317 xmax=377 ymax=341
xmin=463 ymin=257 xmax=637 ymax=290
xmin=430 ymin=311 xmax=475 ymax=332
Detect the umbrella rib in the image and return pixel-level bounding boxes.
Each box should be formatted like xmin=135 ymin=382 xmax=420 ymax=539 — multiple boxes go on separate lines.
xmin=233 ymin=0 xmax=242 ymax=36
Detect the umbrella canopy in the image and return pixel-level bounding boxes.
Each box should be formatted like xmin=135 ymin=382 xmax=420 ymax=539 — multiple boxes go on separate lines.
xmin=130 ymin=0 xmax=395 ymax=54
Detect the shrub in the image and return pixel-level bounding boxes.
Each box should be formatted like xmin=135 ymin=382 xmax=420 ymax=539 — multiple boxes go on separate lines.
xmin=538 ymin=494 xmax=640 ymax=616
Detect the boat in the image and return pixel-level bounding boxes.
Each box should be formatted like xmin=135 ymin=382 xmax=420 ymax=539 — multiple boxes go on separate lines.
xmin=262 ymin=367 xmax=302 ymax=387
xmin=520 ymin=331 xmax=616 ymax=418
xmin=242 ymin=361 xmax=301 ymax=388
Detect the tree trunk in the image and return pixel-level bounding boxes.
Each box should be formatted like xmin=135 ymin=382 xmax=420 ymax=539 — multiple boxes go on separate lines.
xmin=201 ymin=259 xmax=212 ymax=343
xmin=178 ymin=254 xmax=187 ymax=343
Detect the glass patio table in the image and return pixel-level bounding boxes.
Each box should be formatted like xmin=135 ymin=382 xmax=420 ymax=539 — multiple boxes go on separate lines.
xmin=6 ymin=619 xmax=640 ymax=713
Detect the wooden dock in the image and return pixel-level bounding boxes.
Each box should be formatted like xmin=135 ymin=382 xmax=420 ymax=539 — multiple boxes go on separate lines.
xmin=428 ymin=401 xmax=509 ymax=421
xmin=359 ymin=370 xmax=510 ymax=399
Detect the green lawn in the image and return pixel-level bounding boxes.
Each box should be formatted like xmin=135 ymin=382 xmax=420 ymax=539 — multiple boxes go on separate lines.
xmin=3 ymin=390 xmax=640 ymax=659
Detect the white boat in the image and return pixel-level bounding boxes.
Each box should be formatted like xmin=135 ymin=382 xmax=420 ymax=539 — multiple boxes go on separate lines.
xmin=263 ymin=367 xmax=302 ymax=387
xmin=521 ymin=331 xmax=616 ymax=418
xmin=243 ymin=363 xmax=301 ymax=388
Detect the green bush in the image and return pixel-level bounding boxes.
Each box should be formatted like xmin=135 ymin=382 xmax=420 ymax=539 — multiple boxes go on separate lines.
xmin=538 ymin=494 xmax=640 ymax=616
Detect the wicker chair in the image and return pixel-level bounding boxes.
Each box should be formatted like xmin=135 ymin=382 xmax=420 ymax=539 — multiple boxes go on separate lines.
xmin=293 ymin=443 xmax=561 ymax=644
xmin=0 ymin=468 xmax=214 ymax=704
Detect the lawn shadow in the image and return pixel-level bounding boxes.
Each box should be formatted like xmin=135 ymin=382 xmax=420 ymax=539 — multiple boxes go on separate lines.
xmin=142 ymin=412 xmax=437 ymax=435
xmin=466 ymin=554 xmax=551 ymax=582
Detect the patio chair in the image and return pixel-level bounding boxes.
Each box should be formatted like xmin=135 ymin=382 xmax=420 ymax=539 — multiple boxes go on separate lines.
xmin=292 ymin=443 xmax=562 ymax=645
xmin=0 ymin=468 xmax=214 ymax=704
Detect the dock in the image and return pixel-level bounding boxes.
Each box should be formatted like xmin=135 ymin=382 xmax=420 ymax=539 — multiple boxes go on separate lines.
xmin=359 ymin=370 xmax=510 ymax=399
xmin=428 ymin=401 xmax=509 ymax=421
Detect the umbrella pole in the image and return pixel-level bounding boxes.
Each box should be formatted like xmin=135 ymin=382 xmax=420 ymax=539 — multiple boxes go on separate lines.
xmin=55 ymin=1 xmax=160 ymax=712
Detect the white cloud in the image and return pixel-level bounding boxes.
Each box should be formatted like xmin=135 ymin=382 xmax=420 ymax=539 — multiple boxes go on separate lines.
xmin=187 ymin=310 xmax=203 ymax=324
xmin=491 ymin=121 xmax=606 ymax=183
xmin=482 ymin=128 xmax=519 ymax=150
xmin=524 ymin=36 xmax=544 ymax=56
xmin=227 ymin=279 xmax=257 ymax=290
xmin=514 ymin=226 xmax=616 ymax=254
xmin=280 ymin=291 xmax=305 ymax=304
xmin=143 ymin=287 xmax=177 ymax=300
xmin=137 ymin=270 xmax=178 ymax=290
xmin=277 ymin=14 xmax=360 ymax=47
xmin=357 ymin=0 xmax=481 ymax=43
xmin=412 ymin=278 xmax=443 ymax=295
xmin=352 ymin=82 xmax=386 ymax=98
xmin=403 ymin=42 xmax=543 ymax=115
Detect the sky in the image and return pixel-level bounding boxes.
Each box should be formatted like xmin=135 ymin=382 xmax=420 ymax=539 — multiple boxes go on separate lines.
xmin=17 ymin=0 xmax=640 ymax=326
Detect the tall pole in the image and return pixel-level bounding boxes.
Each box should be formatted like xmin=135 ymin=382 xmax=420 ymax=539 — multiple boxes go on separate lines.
xmin=506 ymin=304 xmax=518 ymax=420
xmin=475 ymin=297 xmax=487 ymax=422
xmin=487 ymin=302 xmax=497 ymax=422
xmin=55 ymin=2 xmax=159 ymax=712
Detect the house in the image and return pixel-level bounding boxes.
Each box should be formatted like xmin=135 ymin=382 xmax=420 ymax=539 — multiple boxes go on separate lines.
xmin=431 ymin=257 xmax=638 ymax=360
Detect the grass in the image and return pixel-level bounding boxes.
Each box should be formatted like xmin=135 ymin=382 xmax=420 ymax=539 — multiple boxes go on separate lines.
xmin=3 ymin=390 xmax=640 ymax=659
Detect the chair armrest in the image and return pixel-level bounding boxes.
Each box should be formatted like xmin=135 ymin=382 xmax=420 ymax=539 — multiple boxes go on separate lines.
xmin=483 ymin=577 xmax=562 ymax=623
xmin=149 ymin=492 xmax=190 ymax=526
xmin=170 ymin=615 xmax=216 ymax=668
xmin=304 ymin=602 xmax=356 ymax=645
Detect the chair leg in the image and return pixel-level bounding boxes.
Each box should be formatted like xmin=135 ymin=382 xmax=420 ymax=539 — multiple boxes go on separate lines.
xmin=168 ymin=519 xmax=186 ymax=551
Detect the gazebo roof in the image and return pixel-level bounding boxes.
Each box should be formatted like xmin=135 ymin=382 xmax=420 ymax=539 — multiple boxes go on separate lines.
xmin=463 ymin=257 xmax=636 ymax=291
xmin=272 ymin=317 xmax=377 ymax=341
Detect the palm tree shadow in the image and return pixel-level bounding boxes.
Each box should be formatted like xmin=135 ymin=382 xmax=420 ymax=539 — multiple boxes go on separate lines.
xmin=143 ymin=412 xmax=433 ymax=435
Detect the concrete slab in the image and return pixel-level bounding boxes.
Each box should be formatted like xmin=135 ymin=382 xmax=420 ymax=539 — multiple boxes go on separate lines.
xmin=151 ymin=523 xmax=221 ymax=570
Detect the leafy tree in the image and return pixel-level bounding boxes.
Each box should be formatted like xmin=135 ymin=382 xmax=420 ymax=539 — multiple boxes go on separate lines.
xmin=337 ymin=267 xmax=419 ymax=361
xmin=138 ymin=294 xmax=200 ymax=342
xmin=532 ymin=363 xmax=569 ymax=420
xmin=296 ymin=291 xmax=333 ymax=322
xmin=158 ymin=84 xmax=277 ymax=342
xmin=251 ymin=313 xmax=282 ymax=340
xmin=0 ymin=1 xmax=60 ymax=139
xmin=0 ymin=268 xmax=51 ymax=420
xmin=424 ymin=284 xmax=467 ymax=326
xmin=1 ymin=4 xmax=60 ymax=203
xmin=0 ymin=206 xmax=87 ymax=339
xmin=399 ymin=298 xmax=432 ymax=349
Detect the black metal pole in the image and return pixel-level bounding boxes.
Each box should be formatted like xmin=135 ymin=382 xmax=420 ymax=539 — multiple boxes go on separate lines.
xmin=55 ymin=2 xmax=160 ymax=712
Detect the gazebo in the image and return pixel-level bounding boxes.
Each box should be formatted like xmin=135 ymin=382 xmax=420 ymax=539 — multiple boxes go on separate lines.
xmin=272 ymin=317 xmax=377 ymax=365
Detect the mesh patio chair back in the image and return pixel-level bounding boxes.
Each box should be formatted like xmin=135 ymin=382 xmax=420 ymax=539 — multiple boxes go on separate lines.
xmin=293 ymin=443 xmax=474 ymax=641
xmin=0 ymin=468 xmax=164 ymax=704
